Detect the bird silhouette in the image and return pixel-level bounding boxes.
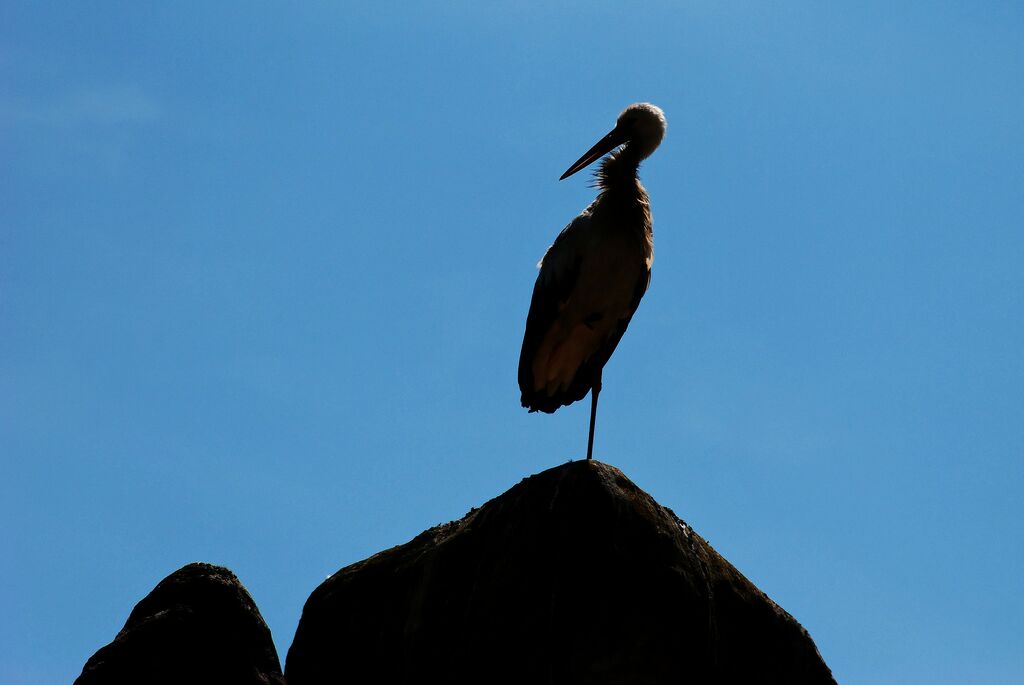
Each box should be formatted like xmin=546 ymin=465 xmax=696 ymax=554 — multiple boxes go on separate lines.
xmin=519 ymin=102 xmax=666 ymax=460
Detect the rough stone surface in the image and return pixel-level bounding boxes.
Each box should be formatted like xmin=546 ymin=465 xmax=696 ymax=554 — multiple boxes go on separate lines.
xmin=75 ymin=562 xmax=285 ymax=685
xmin=286 ymin=460 xmax=836 ymax=684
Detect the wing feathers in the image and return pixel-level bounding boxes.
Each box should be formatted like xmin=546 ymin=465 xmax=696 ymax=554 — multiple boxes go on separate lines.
xmin=518 ymin=212 xmax=650 ymax=413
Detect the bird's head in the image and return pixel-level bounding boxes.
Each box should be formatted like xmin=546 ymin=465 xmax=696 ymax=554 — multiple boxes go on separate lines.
xmin=616 ymin=102 xmax=667 ymax=161
xmin=560 ymin=102 xmax=667 ymax=180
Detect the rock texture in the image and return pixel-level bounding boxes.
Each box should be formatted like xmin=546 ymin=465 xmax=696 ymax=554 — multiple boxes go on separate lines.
xmin=75 ymin=562 xmax=285 ymax=685
xmin=286 ymin=460 xmax=836 ymax=684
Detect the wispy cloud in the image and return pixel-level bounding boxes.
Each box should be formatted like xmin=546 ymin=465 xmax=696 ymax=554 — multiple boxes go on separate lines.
xmin=1 ymin=86 xmax=162 ymax=176
xmin=0 ymin=85 xmax=161 ymax=129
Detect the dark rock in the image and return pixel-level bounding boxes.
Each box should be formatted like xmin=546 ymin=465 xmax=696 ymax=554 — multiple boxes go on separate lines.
xmin=75 ymin=562 xmax=285 ymax=685
xmin=286 ymin=460 xmax=836 ymax=684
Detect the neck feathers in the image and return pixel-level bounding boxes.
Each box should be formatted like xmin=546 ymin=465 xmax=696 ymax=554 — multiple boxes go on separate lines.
xmin=594 ymin=148 xmax=651 ymax=238
xmin=596 ymin=147 xmax=642 ymax=191
xmin=595 ymin=148 xmax=648 ymax=206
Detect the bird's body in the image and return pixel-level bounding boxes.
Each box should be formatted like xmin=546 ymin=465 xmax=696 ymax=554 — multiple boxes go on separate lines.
xmin=518 ymin=103 xmax=666 ymax=459
xmin=518 ymin=155 xmax=653 ymax=413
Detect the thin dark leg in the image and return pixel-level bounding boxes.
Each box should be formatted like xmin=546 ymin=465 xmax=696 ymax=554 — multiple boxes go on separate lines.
xmin=586 ymin=371 xmax=602 ymax=461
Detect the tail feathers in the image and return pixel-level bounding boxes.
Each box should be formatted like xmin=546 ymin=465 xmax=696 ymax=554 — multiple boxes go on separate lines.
xmin=519 ymin=357 xmax=601 ymax=414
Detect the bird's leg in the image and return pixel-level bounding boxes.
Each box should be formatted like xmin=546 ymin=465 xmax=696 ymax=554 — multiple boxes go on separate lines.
xmin=586 ymin=371 xmax=602 ymax=461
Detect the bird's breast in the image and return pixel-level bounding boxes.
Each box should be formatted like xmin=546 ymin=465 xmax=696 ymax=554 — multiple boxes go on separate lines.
xmin=566 ymin=228 xmax=648 ymax=321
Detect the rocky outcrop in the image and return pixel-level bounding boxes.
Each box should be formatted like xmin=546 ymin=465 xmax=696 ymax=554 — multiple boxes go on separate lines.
xmin=74 ymin=562 xmax=284 ymax=685
xmin=286 ymin=460 xmax=836 ymax=684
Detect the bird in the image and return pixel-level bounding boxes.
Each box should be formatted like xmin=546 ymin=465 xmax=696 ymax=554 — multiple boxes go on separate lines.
xmin=518 ymin=102 xmax=666 ymax=461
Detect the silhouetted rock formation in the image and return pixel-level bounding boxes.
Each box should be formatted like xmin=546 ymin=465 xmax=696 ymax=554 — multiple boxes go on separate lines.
xmin=74 ymin=562 xmax=284 ymax=685
xmin=286 ymin=460 xmax=836 ymax=684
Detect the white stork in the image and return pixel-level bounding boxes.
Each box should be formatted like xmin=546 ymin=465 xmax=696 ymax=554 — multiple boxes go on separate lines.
xmin=518 ymin=102 xmax=666 ymax=461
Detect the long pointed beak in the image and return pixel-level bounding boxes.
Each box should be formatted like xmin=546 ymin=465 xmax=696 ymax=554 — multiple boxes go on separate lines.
xmin=559 ymin=126 xmax=628 ymax=180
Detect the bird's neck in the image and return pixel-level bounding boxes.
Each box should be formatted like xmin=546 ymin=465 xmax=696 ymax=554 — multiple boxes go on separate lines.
xmin=596 ymin=147 xmax=643 ymax=192
xmin=593 ymin=148 xmax=651 ymax=242
xmin=596 ymin=148 xmax=648 ymax=208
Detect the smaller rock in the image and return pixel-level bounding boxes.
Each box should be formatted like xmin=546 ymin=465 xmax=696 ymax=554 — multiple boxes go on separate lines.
xmin=74 ymin=562 xmax=285 ymax=685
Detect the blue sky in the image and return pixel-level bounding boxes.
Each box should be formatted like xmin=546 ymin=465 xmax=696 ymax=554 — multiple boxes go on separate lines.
xmin=2 ymin=2 xmax=1022 ymax=683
